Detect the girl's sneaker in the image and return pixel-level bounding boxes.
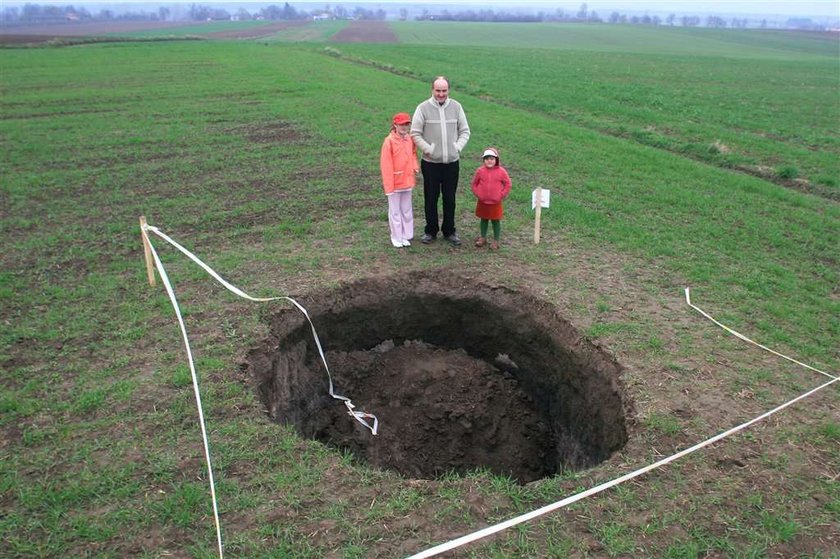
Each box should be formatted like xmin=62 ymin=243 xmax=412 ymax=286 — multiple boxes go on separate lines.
xmin=474 ymin=237 xmax=486 ymax=247
xmin=490 ymin=240 xmax=500 ymax=250
xmin=401 ymin=239 xmax=411 ymax=247
xmin=391 ymin=239 xmax=404 ymax=248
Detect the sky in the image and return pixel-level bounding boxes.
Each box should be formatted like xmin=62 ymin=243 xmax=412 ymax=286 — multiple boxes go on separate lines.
xmin=6 ymin=0 xmax=839 ymax=18
xmin=581 ymin=1 xmax=839 ymax=16
xmin=414 ymin=0 xmax=838 ymax=13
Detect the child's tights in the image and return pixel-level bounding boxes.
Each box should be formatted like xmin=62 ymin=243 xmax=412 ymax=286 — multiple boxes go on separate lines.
xmin=480 ymin=219 xmax=501 ymax=240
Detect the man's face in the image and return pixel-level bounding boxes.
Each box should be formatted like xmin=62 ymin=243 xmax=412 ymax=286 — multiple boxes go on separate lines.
xmin=432 ymin=79 xmax=449 ymax=104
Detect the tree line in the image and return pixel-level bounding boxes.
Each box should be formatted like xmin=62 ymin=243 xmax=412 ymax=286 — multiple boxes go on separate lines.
xmin=0 ymin=2 xmax=828 ymax=30
xmin=419 ymin=5 xmax=793 ymax=29
xmin=0 ymin=3 xmax=389 ymax=24
xmin=1 ymin=3 xmax=168 ymax=24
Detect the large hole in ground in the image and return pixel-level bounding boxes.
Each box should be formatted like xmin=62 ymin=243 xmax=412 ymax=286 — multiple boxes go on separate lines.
xmin=246 ymin=271 xmax=633 ymax=483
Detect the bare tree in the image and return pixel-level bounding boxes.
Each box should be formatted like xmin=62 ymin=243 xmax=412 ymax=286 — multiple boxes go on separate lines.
xmin=706 ymin=15 xmax=727 ymax=27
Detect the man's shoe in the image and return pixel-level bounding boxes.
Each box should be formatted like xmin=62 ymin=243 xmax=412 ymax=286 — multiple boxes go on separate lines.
xmin=445 ymin=233 xmax=462 ymax=246
xmin=420 ymin=233 xmax=435 ymax=244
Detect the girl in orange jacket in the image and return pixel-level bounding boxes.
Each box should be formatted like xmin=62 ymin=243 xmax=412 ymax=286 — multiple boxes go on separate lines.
xmin=380 ymin=112 xmax=420 ymax=248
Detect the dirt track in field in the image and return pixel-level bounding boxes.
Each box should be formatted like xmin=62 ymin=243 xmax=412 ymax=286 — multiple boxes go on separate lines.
xmin=0 ymin=20 xmax=304 ymax=44
xmin=0 ymin=21 xmax=184 ymax=43
xmin=331 ymin=20 xmax=399 ymax=43
xmin=202 ymin=21 xmax=306 ymax=39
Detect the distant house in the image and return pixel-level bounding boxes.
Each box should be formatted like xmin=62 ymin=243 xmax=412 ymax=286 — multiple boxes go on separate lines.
xmin=313 ymin=12 xmax=333 ymax=21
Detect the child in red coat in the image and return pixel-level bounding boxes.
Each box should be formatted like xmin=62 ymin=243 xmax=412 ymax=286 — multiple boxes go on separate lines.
xmin=471 ymin=147 xmax=511 ymax=249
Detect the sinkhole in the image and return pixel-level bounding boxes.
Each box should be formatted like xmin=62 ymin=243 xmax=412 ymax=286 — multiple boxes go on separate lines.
xmin=245 ymin=271 xmax=633 ymax=483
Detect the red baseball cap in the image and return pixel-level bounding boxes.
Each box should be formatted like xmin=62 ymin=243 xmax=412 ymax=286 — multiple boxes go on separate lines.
xmin=392 ymin=112 xmax=411 ymax=125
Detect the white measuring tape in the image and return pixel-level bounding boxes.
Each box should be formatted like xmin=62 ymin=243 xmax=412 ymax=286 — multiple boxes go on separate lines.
xmin=140 ymin=223 xmax=834 ymax=559
xmin=404 ymin=288 xmax=838 ymax=559
xmin=684 ymin=287 xmax=835 ymax=380
xmin=141 ymin=223 xmax=379 ymax=559
xmin=144 ymin=225 xmax=379 ymax=434
xmin=143 ymin=229 xmax=225 ymax=559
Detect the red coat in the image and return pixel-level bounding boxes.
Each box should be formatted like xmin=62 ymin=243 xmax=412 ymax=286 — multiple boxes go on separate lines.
xmin=380 ymin=131 xmax=419 ymax=195
xmin=471 ymin=165 xmax=511 ymax=205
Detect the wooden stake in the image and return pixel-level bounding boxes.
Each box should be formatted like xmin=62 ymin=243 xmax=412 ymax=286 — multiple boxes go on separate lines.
xmin=534 ymin=187 xmax=542 ymax=244
xmin=139 ymin=216 xmax=156 ymax=286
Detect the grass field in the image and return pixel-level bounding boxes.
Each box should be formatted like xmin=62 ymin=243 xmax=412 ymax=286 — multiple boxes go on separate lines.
xmin=1 ymin=22 xmax=838 ymax=558
xmin=332 ymin=23 xmax=839 ymax=196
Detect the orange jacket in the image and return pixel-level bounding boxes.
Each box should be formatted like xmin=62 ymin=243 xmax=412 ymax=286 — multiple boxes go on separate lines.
xmin=380 ymin=130 xmax=419 ymax=195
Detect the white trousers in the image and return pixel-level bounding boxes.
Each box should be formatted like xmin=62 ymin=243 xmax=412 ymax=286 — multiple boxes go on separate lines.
xmin=387 ymin=190 xmax=414 ymax=243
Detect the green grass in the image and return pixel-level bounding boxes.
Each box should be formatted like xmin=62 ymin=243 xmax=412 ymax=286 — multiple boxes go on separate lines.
xmin=1 ymin=24 xmax=838 ymax=558
xmin=390 ymin=22 xmax=839 ymax=58
xmin=335 ymin=24 xmax=839 ymax=194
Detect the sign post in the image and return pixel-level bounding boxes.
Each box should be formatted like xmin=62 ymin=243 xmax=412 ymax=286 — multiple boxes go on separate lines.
xmin=531 ymin=188 xmax=550 ymax=244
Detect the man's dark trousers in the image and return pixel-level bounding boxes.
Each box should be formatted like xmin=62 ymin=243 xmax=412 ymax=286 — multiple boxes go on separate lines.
xmin=421 ymin=159 xmax=460 ymax=238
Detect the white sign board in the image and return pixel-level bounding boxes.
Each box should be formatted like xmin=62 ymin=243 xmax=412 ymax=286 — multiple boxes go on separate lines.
xmin=531 ymin=188 xmax=550 ymax=209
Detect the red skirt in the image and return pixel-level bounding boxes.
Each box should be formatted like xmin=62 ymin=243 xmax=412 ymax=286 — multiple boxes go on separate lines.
xmin=475 ymin=201 xmax=503 ymax=220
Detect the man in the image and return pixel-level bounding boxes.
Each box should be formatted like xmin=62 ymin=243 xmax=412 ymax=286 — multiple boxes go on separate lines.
xmin=411 ymin=76 xmax=471 ymax=246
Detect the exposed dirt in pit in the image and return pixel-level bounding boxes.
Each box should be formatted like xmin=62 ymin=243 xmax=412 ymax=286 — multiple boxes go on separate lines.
xmin=246 ymin=270 xmax=632 ymax=483
xmin=318 ymin=341 xmax=553 ymax=482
